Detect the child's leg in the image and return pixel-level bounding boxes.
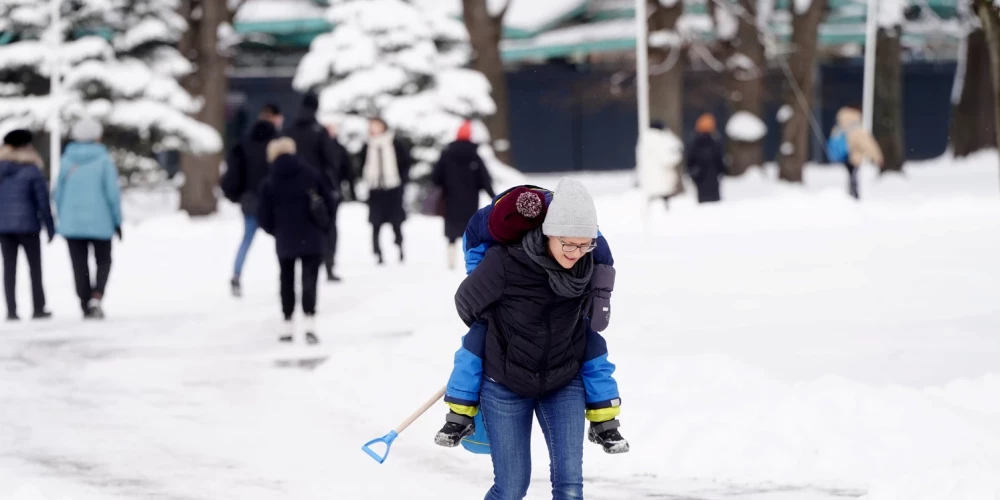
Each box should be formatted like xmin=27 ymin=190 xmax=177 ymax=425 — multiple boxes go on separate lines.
xmin=581 ymin=326 xmax=630 ymax=454
xmin=437 ymin=320 xmax=488 ymax=447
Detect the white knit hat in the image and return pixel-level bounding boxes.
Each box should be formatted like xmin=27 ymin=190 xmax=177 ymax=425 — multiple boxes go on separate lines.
xmin=542 ymin=178 xmax=598 ymax=239
xmin=71 ymin=118 xmax=103 ymax=142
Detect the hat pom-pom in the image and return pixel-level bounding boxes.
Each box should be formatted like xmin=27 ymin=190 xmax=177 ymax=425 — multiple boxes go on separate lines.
xmin=515 ymin=191 xmax=543 ymax=219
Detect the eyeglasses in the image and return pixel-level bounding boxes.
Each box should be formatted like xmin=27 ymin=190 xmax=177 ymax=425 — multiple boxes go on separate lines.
xmin=558 ymin=238 xmax=597 ymax=254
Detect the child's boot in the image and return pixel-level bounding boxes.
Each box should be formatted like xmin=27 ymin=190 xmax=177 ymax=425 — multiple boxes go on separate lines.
xmin=434 ymin=411 xmax=475 ymax=447
xmin=588 ymin=419 xmax=630 ymax=454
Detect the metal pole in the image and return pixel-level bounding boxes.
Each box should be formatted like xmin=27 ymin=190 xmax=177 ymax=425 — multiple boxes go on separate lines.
xmin=862 ymin=0 xmax=879 ymax=132
xmin=635 ymin=0 xmax=650 ymax=160
xmin=48 ymin=0 xmax=61 ymax=183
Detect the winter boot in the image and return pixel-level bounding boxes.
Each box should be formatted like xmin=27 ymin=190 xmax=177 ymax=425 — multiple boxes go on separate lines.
xmin=279 ymin=318 xmax=294 ymax=343
xmin=434 ymin=412 xmax=475 ymax=448
xmin=588 ymin=419 xmax=630 ymax=454
xmin=304 ymin=315 xmax=319 ymax=345
xmin=326 ymin=270 xmax=342 ymax=283
xmin=86 ymin=297 xmax=105 ymax=320
xmin=32 ymin=310 xmax=52 ymax=320
xmin=230 ymin=277 xmax=242 ymax=298
xmin=397 ymin=243 xmax=405 ymax=263
xmin=375 ymin=252 xmax=384 ymax=266
xmin=5 ymin=312 xmax=18 ymax=322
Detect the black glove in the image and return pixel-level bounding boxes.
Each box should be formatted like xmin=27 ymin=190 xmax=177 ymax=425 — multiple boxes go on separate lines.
xmin=115 ymin=226 xmax=123 ymax=241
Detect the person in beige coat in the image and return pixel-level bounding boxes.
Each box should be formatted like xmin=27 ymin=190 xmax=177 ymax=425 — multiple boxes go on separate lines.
xmin=827 ymin=106 xmax=883 ymax=199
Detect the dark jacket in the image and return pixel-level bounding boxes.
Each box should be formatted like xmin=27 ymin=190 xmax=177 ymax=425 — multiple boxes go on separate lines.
xmin=221 ymin=121 xmax=278 ymax=215
xmin=455 ymin=245 xmax=590 ymax=399
xmin=285 ymin=111 xmax=354 ymax=199
xmin=0 ymin=146 xmax=54 ymax=237
xmin=432 ymin=140 xmax=495 ymax=240
xmin=257 ymin=154 xmax=335 ymax=259
xmin=685 ymin=133 xmax=726 ymax=181
xmin=359 ymin=137 xmax=413 ymax=226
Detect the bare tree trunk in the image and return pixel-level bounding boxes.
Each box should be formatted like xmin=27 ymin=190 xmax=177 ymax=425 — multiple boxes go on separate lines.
xmin=951 ymin=29 xmax=997 ymax=156
xmin=462 ymin=0 xmax=513 ymax=165
xmin=873 ymin=26 xmax=905 ymax=173
xmin=648 ymin=0 xmax=685 ymax=193
xmin=976 ymin=0 xmax=1000 ymax=190
xmin=777 ymin=0 xmax=824 ymax=183
xmin=177 ymin=0 xmax=230 ymax=216
xmin=726 ymin=0 xmax=765 ymax=176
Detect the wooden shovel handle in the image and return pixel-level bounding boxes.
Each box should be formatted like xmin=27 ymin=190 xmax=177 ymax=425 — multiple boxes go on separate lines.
xmin=393 ymin=386 xmax=446 ymax=434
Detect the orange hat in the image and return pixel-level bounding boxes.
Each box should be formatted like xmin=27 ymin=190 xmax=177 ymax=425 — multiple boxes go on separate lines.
xmin=695 ymin=114 xmax=717 ymax=134
xmin=457 ymin=121 xmax=472 ymax=141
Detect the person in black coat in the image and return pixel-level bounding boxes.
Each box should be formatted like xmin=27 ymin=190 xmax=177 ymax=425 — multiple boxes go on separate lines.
xmin=285 ymin=93 xmax=356 ymax=282
xmin=221 ymin=103 xmax=282 ymax=297
xmin=432 ymin=121 xmax=495 ymax=270
xmin=359 ymin=117 xmax=412 ymax=265
xmin=257 ymin=137 xmax=335 ymax=345
xmin=686 ymin=113 xmax=727 ymax=204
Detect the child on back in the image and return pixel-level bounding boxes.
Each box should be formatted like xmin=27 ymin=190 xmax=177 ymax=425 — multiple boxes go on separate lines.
xmin=435 ymin=184 xmax=628 ymax=454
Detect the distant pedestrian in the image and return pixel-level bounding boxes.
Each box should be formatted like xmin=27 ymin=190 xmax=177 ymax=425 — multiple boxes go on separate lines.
xmin=0 ymin=129 xmax=54 ymax=321
xmin=54 ymin=118 xmax=122 ymax=319
xmin=321 ymin=121 xmax=357 ymax=281
xmin=686 ymin=114 xmax=726 ymax=203
xmin=432 ymin=120 xmax=495 ymax=270
xmin=636 ymin=119 xmax=683 ymax=209
xmin=221 ymin=103 xmax=282 ymax=297
xmin=285 ymin=93 xmax=355 ymax=282
xmin=359 ymin=117 xmax=412 ymax=265
xmin=257 ymin=137 xmax=335 ymax=344
xmin=827 ymin=106 xmax=883 ymax=200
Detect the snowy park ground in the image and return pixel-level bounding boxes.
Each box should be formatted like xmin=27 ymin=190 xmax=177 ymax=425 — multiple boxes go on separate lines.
xmin=2 ymin=153 xmax=1000 ymax=500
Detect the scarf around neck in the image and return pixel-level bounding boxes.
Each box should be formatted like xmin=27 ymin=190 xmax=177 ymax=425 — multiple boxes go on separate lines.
xmin=522 ymin=227 xmax=593 ymax=298
xmin=363 ymin=133 xmax=401 ymax=190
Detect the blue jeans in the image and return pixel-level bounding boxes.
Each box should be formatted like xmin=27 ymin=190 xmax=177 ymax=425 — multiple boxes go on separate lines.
xmin=233 ymin=215 xmax=258 ymax=277
xmin=481 ymin=377 xmax=586 ymax=500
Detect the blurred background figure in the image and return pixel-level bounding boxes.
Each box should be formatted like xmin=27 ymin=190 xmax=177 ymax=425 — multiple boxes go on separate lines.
xmin=222 ymin=103 xmax=282 ymax=297
xmin=54 ymin=118 xmax=122 ymax=319
xmin=636 ymin=119 xmax=682 ymax=210
xmin=0 ymin=129 xmax=54 ymax=321
xmin=320 ymin=120 xmax=356 ymax=282
xmin=686 ymin=114 xmax=726 ymax=204
xmin=827 ymin=106 xmax=884 ymax=200
xmin=432 ymin=120 xmax=495 ymax=270
xmin=360 ymin=117 xmax=412 ymax=265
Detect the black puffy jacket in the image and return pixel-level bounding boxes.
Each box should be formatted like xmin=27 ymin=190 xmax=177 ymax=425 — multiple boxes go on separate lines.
xmin=455 ymin=245 xmax=589 ymax=398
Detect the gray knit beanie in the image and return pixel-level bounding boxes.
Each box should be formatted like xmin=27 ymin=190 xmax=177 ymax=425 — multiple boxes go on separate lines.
xmin=542 ymin=178 xmax=598 ymax=239
xmin=71 ymin=118 xmax=103 ymax=142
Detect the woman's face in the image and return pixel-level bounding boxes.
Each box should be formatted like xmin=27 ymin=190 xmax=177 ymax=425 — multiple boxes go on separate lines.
xmin=547 ymin=236 xmax=596 ymax=269
xmin=369 ymin=120 xmax=386 ymax=136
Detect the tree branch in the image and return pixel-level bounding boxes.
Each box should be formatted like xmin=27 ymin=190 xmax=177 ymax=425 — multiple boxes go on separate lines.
xmin=491 ymin=0 xmax=511 ymax=24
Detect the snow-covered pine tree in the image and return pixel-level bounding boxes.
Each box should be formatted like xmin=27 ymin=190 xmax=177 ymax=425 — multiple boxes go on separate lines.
xmin=0 ymin=0 xmax=220 ymax=185
xmin=293 ymin=0 xmax=498 ymax=188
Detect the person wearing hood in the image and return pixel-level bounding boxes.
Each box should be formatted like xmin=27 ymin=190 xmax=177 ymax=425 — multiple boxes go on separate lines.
xmin=636 ymin=119 xmax=683 ymax=208
xmin=285 ymin=93 xmax=355 ymax=282
xmin=432 ymin=120 xmax=495 ymax=269
xmin=686 ymin=114 xmax=727 ymax=203
xmin=0 ymin=129 xmax=55 ymax=321
xmin=257 ymin=137 xmax=335 ymax=345
xmin=359 ymin=117 xmax=412 ymax=265
xmin=826 ymin=106 xmax=883 ymax=200
xmin=222 ymin=103 xmax=282 ymax=297
xmin=54 ymin=118 xmax=122 ymax=319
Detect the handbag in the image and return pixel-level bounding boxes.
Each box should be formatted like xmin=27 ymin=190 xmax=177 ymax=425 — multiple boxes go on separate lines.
xmin=420 ymin=186 xmax=445 ymax=217
xmin=307 ymin=188 xmax=332 ymax=230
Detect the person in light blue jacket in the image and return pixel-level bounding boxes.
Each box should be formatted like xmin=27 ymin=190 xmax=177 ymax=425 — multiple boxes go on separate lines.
xmin=54 ymin=118 xmax=122 ymax=319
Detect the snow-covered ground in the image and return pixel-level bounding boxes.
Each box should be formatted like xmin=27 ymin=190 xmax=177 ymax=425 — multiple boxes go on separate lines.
xmin=2 ymin=153 xmax=999 ymax=500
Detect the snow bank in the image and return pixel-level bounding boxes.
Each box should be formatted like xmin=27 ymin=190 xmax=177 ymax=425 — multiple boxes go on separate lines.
xmin=234 ymin=0 xmax=327 ymax=23
xmin=726 ymin=111 xmax=767 ymax=142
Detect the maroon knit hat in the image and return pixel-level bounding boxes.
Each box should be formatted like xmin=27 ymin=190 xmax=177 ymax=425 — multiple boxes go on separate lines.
xmin=488 ymin=187 xmax=547 ymax=243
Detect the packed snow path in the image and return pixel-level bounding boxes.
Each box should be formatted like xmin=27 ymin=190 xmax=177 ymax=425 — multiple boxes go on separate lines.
xmin=3 ymin=156 xmax=1000 ymax=500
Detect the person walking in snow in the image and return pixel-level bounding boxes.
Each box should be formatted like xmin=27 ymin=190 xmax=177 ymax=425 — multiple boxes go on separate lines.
xmin=222 ymin=103 xmax=282 ymax=297
xmin=636 ymin=119 xmax=683 ymax=209
xmin=359 ymin=117 xmax=412 ymax=265
xmin=432 ymin=120 xmax=495 ymax=270
xmin=285 ymin=94 xmax=356 ymax=282
xmin=256 ymin=137 xmax=335 ymax=344
xmin=686 ymin=114 xmax=727 ymax=204
xmin=0 ymin=129 xmax=54 ymax=321
xmin=54 ymin=119 xmax=122 ymax=319
xmin=827 ymin=105 xmax=883 ymax=200
xmin=444 ymin=179 xmax=623 ymax=499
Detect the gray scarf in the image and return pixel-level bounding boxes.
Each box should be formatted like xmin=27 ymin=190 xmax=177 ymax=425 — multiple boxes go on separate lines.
xmin=522 ymin=227 xmax=593 ymax=298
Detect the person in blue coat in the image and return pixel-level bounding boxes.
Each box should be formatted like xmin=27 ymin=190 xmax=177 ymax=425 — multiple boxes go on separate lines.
xmin=257 ymin=137 xmax=335 ymax=345
xmin=54 ymin=118 xmax=122 ymax=319
xmin=0 ymin=129 xmax=55 ymax=321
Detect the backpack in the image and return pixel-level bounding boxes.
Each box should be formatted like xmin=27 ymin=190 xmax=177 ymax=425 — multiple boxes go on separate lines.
xmin=307 ymin=188 xmax=331 ymax=230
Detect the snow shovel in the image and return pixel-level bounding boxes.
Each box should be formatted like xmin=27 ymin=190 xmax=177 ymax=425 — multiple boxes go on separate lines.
xmin=362 ymin=386 xmax=446 ymax=464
